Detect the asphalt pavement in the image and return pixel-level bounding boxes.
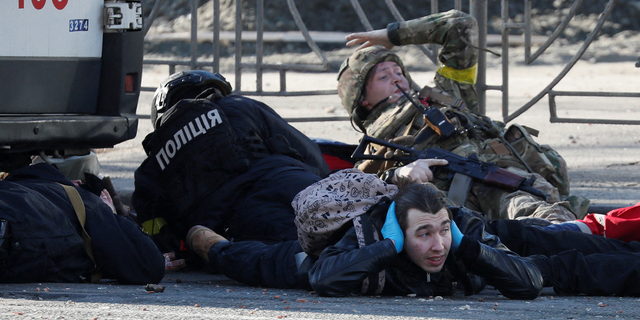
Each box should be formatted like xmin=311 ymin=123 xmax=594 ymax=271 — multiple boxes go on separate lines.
xmin=2 ymin=272 xmax=640 ymax=320
xmin=1 ymin=61 xmax=638 ymax=319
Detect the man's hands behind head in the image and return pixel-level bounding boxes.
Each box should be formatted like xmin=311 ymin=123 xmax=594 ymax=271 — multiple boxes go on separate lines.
xmin=382 ymin=202 xmax=404 ymax=253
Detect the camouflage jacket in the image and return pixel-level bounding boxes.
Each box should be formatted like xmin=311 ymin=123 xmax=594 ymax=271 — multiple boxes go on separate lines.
xmin=359 ymin=11 xmax=571 ymax=201
xmin=386 ymin=9 xmax=479 ymax=113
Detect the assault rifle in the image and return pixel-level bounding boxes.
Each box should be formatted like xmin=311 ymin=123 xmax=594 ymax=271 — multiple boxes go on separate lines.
xmin=351 ymin=135 xmax=549 ymax=201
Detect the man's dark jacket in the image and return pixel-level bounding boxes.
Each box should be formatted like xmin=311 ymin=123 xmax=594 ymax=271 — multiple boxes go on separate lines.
xmin=133 ymin=95 xmax=329 ymax=246
xmin=0 ymin=163 xmax=165 ymax=284
xmin=308 ymin=201 xmax=543 ymax=299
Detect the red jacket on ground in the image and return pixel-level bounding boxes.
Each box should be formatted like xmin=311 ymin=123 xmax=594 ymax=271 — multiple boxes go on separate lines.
xmin=581 ymin=202 xmax=640 ymax=242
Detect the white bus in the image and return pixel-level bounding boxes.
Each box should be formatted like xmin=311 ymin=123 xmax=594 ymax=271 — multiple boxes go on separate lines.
xmin=0 ymin=0 xmax=143 ymax=154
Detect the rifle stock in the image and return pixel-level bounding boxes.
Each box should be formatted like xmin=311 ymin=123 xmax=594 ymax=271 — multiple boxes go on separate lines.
xmin=352 ymin=135 xmax=549 ymax=200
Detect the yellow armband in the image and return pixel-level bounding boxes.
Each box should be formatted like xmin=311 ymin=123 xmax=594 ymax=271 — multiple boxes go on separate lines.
xmin=437 ymin=63 xmax=477 ymax=85
xmin=142 ymin=218 xmax=168 ymax=235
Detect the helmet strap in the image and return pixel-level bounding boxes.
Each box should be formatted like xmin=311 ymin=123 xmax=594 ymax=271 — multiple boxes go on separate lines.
xmin=350 ymin=107 xmax=368 ymax=133
xmin=196 ymin=87 xmax=226 ymax=101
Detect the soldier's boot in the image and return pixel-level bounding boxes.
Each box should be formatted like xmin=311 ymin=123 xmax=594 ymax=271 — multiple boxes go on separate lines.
xmin=186 ymin=225 xmax=227 ymax=263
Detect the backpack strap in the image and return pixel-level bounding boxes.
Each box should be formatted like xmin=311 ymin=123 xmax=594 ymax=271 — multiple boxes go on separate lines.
xmin=418 ymin=85 xmax=466 ymax=110
xmin=353 ymin=213 xmax=385 ymax=295
xmin=57 ymin=183 xmax=102 ymax=283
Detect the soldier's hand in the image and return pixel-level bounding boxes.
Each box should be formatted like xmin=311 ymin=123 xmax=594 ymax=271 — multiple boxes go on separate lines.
xmin=346 ymin=29 xmax=393 ymax=51
xmin=393 ymin=159 xmax=448 ymax=183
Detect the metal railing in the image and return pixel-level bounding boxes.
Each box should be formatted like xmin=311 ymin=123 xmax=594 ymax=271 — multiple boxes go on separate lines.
xmin=493 ymin=0 xmax=640 ymax=124
xmin=141 ymin=0 xmax=639 ymax=125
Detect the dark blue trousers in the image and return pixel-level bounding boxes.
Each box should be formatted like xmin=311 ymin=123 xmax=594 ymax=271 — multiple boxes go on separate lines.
xmin=208 ymin=239 xmax=305 ymax=289
xmin=490 ymin=219 xmax=640 ymax=296
xmin=204 ymin=161 xmax=320 ymax=289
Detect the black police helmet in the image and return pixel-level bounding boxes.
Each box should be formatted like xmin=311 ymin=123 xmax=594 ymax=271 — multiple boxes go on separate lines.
xmin=151 ymin=70 xmax=232 ymax=128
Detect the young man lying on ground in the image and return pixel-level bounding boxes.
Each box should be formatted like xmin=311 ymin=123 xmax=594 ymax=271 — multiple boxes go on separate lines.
xmin=307 ymin=177 xmax=640 ymax=297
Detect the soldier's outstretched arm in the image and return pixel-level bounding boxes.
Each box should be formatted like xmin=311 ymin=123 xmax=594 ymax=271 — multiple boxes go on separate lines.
xmin=345 ymin=29 xmax=393 ymax=51
xmin=385 ymin=9 xmax=480 ymax=112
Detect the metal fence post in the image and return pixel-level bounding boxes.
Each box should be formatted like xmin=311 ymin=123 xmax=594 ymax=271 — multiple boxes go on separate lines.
xmin=190 ymin=0 xmax=198 ymax=70
xmin=213 ymin=0 xmax=220 ymax=72
xmin=234 ymin=0 xmax=242 ymax=92
xmin=470 ymin=0 xmax=487 ymax=116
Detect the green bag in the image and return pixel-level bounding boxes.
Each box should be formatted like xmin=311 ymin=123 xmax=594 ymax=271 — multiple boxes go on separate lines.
xmin=504 ymin=124 xmax=570 ymax=197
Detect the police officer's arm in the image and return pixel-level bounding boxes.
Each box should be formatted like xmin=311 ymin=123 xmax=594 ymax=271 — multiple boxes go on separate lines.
xmin=216 ymin=95 xmax=329 ymax=177
xmin=252 ymin=99 xmax=330 ymax=176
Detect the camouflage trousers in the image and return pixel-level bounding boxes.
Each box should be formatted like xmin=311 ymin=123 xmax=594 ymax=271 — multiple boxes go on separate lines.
xmin=460 ymin=167 xmax=589 ymax=223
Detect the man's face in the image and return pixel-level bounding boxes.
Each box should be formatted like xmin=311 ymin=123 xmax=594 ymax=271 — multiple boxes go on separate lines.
xmin=362 ymin=61 xmax=410 ymax=111
xmin=403 ymin=207 xmax=452 ymax=274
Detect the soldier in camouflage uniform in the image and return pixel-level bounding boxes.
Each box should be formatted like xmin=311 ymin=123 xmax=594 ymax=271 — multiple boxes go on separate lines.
xmin=337 ymin=10 xmax=589 ymax=223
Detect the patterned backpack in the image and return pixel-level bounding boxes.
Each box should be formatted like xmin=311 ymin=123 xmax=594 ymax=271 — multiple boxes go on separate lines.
xmin=292 ymin=168 xmax=398 ymax=257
